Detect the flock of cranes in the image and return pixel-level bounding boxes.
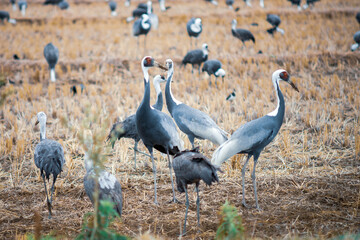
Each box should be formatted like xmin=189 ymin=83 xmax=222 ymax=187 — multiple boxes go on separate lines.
xmin=1 ymin=0 xmax=358 ymax=236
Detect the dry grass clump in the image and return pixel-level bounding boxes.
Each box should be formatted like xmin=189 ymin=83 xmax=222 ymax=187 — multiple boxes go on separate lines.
xmin=0 ymin=0 xmax=360 ymax=239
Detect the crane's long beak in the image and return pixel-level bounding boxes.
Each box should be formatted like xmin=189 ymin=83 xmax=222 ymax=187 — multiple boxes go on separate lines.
xmin=289 ymin=81 xmax=299 ymax=92
xmin=35 ymin=120 xmax=39 ymax=125
xmin=154 ymin=61 xmax=168 ymax=71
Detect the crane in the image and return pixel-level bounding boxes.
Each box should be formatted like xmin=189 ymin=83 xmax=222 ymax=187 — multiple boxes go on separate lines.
xmin=43 ymin=43 xmax=59 ymax=82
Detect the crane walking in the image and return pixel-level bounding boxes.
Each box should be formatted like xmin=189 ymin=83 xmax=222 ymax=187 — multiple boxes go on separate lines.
xmin=211 ymin=69 xmax=299 ymax=209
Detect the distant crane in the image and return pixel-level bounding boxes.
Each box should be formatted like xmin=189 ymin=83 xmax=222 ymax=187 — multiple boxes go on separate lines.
xmin=34 ymin=112 xmax=65 ymax=218
xmin=231 ymin=19 xmax=255 ymax=47
xmin=266 ymin=14 xmax=284 ymax=35
xmin=287 ymin=0 xmax=301 ymax=11
xmin=18 ymin=0 xmax=27 ymax=16
xmin=108 ymin=1 xmax=117 ymax=16
xmin=83 ymin=140 xmax=123 ymax=216
xmin=351 ymin=31 xmax=360 ymax=51
xmin=243 ymin=0 xmax=264 ymax=8
xmin=356 ymin=12 xmax=360 ymax=24
xmin=133 ymin=14 xmax=151 ymax=50
xmin=43 ymin=43 xmax=59 ymax=82
xmin=43 ymin=0 xmax=62 ymax=5
xmin=173 ymin=147 xmax=219 ymax=235
xmin=10 ymin=0 xmax=17 ymax=11
xmin=204 ymin=0 xmax=218 ymax=6
xmin=0 ymin=11 xmax=16 ymax=24
xmin=211 ymin=69 xmax=299 ymax=209
xmin=182 ymin=43 xmax=209 ymax=74
xmin=136 ymin=56 xmax=183 ymax=204
xmin=226 ymin=89 xmax=236 ymax=101
xmin=126 ymin=1 xmax=152 ymax=22
xmin=187 ymin=18 xmax=202 ymax=48
xmin=58 ymin=0 xmax=69 ymax=9
xmin=202 ymin=59 xmax=226 ymax=86
xmin=146 ymin=0 xmax=159 ymax=30
xmin=107 ymin=75 xmax=166 ymax=169
xmin=226 ymin=0 xmax=240 ymax=11
xmin=165 ymin=59 xmax=228 ymax=149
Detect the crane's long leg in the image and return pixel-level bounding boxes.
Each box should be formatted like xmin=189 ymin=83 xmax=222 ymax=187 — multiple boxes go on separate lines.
xmin=42 ymin=175 xmax=52 ymax=219
xmin=49 ymin=175 xmax=57 ymax=205
xmin=167 ymin=150 xmax=179 ymax=203
xmin=182 ymin=186 xmax=189 ymax=236
xmin=133 ymin=141 xmax=138 ymax=169
xmin=132 ymin=140 xmax=151 ymax=158
xmin=148 ymin=148 xmax=158 ymax=205
xmin=251 ymin=153 xmax=261 ymax=210
xmin=241 ymin=154 xmax=252 ymax=208
xmin=195 ymin=182 xmax=201 ymax=231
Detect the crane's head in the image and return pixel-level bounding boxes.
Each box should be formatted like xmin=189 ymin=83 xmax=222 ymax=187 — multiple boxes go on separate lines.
xmin=165 ymin=59 xmax=173 ymax=70
xmin=153 ymin=75 xmax=166 ymax=84
xmin=202 ymin=43 xmax=209 ymax=52
xmin=35 ymin=112 xmax=47 ymax=125
xmin=195 ymin=18 xmax=202 ymax=26
xmin=272 ymin=69 xmax=299 ymax=92
xmin=142 ymin=56 xmax=167 ymax=70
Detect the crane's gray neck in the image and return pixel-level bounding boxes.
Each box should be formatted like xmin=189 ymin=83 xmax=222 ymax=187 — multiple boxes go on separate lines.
xmin=139 ymin=67 xmax=153 ymax=112
xmin=267 ymin=79 xmax=285 ymax=123
xmin=165 ymin=68 xmax=182 ymax=115
xmin=39 ymin=121 xmax=46 ymax=141
xmin=84 ymin=151 xmax=94 ymax=173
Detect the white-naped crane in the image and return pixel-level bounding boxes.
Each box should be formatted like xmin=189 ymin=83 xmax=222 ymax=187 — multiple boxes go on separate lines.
xmin=231 ymin=19 xmax=255 ymax=47
xmin=108 ymin=1 xmax=117 ymax=16
xmin=202 ymin=59 xmax=226 ymax=86
xmin=34 ymin=112 xmax=65 ymax=218
xmin=211 ymin=69 xmax=299 ymax=210
xmin=107 ymin=75 xmax=167 ymax=169
xmin=244 ymin=0 xmax=264 ymax=8
xmin=0 ymin=11 xmax=16 ymax=24
xmin=126 ymin=1 xmax=152 ymax=22
xmin=10 ymin=0 xmax=17 ymax=11
xmin=58 ymin=0 xmax=69 ymax=10
xmin=18 ymin=0 xmax=27 ymax=16
xmin=182 ymin=43 xmax=209 ymax=74
xmin=187 ymin=17 xmax=202 ymax=48
xmin=83 ymin=139 xmax=123 ymax=217
xmin=173 ymin=147 xmax=219 ymax=235
xmin=351 ymin=31 xmax=360 ymax=51
xmin=287 ymin=0 xmax=301 ymax=11
xmin=266 ymin=14 xmax=284 ymax=35
xmin=136 ymin=56 xmax=183 ymax=204
xmin=43 ymin=43 xmax=59 ymax=82
xmin=165 ymin=59 xmax=228 ymax=149
xmin=133 ymin=14 xmax=151 ymax=50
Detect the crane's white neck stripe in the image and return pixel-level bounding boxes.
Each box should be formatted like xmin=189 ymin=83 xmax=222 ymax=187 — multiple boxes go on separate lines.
xmin=153 ymin=79 xmax=161 ymax=96
xmin=142 ymin=18 xmax=150 ymax=29
xmin=267 ymin=80 xmax=280 ymax=117
xmin=40 ymin=121 xmax=46 ymax=141
xmin=168 ymin=69 xmax=182 ymax=105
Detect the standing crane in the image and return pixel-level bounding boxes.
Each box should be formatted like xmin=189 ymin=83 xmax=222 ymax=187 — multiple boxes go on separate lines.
xmin=351 ymin=31 xmax=360 ymax=51
xmin=165 ymin=59 xmax=228 ymax=149
xmin=202 ymin=59 xmax=226 ymax=86
xmin=43 ymin=43 xmax=59 ymax=82
xmin=0 ymin=11 xmax=16 ymax=24
xmin=18 ymin=0 xmax=27 ymax=16
xmin=186 ymin=18 xmax=202 ymax=48
xmin=173 ymin=147 xmax=219 ymax=235
xmin=231 ymin=19 xmax=255 ymax=48
xmin=83 ymin=140 xmax=123 ymax=216
xmin=266 ymin=14 xmax=284 ymax=35
xmin=136 ymin=56 xmax=183 ymax=204
xmin=182 ymin=43 xmax=209 ymax=75
xmin=211 ymin=69 xmax=299 ymax=209
xmin=133 ymin=14 xmax=151 ymax=50
xmin=34 ymin=112 xmax=65 ymax=218
xmin=108 ymin=1 xmax=117 ymax=16
xmin=107 ymin=75 xmax=166 ymax=169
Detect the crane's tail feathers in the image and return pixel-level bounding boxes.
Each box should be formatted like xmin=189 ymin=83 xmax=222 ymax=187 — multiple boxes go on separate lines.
xmin=211 ymin=139 xmax=238 ymax=167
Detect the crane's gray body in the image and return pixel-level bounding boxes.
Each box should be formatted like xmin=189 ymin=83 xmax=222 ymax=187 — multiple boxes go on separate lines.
xmin=231 ymin=20 xmax=255 ymax=46
xmin=186 ymin=18 xmax=202 ymax=38
xmin=43 ymin=43 xmax=59 ymax=69
xmin=202 ymin=59 xmax=222 ymax=76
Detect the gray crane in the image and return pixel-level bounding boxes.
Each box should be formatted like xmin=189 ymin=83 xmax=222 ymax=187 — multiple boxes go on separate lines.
xmin=58 ymin=0 xmax=69 ymax=10
xmin=136 ymin=56 xmax=183 ymax=204
xmin=182 ymin=43 xmax=209 ymax=74
xmin=146 ymin=1 xmax=158 ymax=30
xmin=351 ymin=31 xmax=360 ymax=51
xmin=226 ymin=89 xmax=236 ymax=101
xmin=244 ymin=0 xmax=264 ymax=8
xmin=133 ymin=14 xmax=152 ymax=50
xmin=186 ymin=18 xmax=202 ymax=48
xmin=266 ymin=14 xmax=284 ymax=35
xmin=18 ymin=0 xmax=27 ymax=16
xmin=173 ymin=147 xmax=219 ymax=235
xmin=202 ymin=59 xmax=226 ymax=86
xmin=211 ymin=69 xmax=299 ymax=210
xmin=108 ymin=1 xmax=117 ymax=16
xmin=83 ymin=140 xmax=123 ymax=216
xmin=10 ymin=0 xmax=17 ymax=11
xmin=231 ymin=19 xmax=255 ymax=47
xmin=0 ymin=11 xmax=16 ymax=24
xmin=107 ymin=75 xmax=166 ymax=169
xmin=43 ymin=43 xmax=59 ymax=82
xmin=165 ymin=59 xmax=228 ymax=149
xmin=34 ymin=112 xmax=65 ymax=218
xmin=356 ymin=12 xmax=360 ymax=24
xmin=287 ymin=0 xmax=301 ymax=11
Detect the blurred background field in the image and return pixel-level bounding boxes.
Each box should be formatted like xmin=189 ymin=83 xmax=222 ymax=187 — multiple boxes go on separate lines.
xmin=0 ymin=0 xmax=359 ymax=239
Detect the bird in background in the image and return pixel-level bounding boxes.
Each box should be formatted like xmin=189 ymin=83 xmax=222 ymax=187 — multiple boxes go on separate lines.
xmin=83 ymin=138 xmax=123 ymax=216
xmin=70 ymin=83 xmax=85 ymax=96
xmin=173 ymin=147 xmax=219 ymax=235
xmin=133 ymin=14 xmax=152 ymax=50
xmin=10 ymin=0 xmax=17 ymax=11
xmin=108 ymin=1 xmax=117 ymax=16
xmin=287 ymin=0 xmax=301 ymax=11
xmin=0 ymin=11 xmax=17 ymax=24
xmin=43 ymin=43 xmax=59 ymax=82
xmin=146 ymin=1 xmax=159 ymax=30
xmin=204 ymin=0 xmax=218 ymax=6
xmin=202 ymin=59 xmax=226 ymax=86
xmin=211 ymin=69 xmax=299 ymax=210
xmin=266 ymin=14 xmax=285 ymax=35
xmin=58 ymin=0 xmax=69 ymax=10
xmin=159 ymin=0 xmax=170 ymax=11
xmin=351 ymin=31 xmax=360 ymax=51
xmin=126 ymin=1 xmax=152 ymax=22
xmin=107 ymin=75 xmax=167 ymax=169
xmin=187 ymin=17 xmax=203 ymax=48
xmin=182 ymin=43 xmax=209 ymax=75
xmin=302 ymin=0 xmax=320 ymax=9
xmin=165 ymin=59 xmax=228 ymax=149
xmin=243 ymin=0 xmax=264 ymax=8
xmin=226 ymin=0 xmax=240 ymax=11
xmin=356 ymin=12 xmax=360 ymax=24
xmin=18 ymin=0 xmax=27 ymax=16
xmin=43 ymin=0 xmax=63 ymax=5
xmin=231 ymin=19 xmax=255 ymax=48
xmin=226 ymin=89 xmax=236 ymax=101
xmin=34 ymin=112 xmax=65 ymax=218
xmin=136 ymin=56 xmax=183 ymax=204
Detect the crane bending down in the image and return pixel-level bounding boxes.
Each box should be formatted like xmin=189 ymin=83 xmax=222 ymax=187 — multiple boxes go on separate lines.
xmin=173 ymin=147 xmax=219 ymax=235
xmin=107 ymin=75 xmax=166 ymax=169
xmin=165 ymin=59 xmax=228 ymax=149
xmin=211 ymin=69 xmax=299 ymax=209
xmin=136 ymin=56 xmax=183 ymax=204
xmin=34 ymin=112 xmax=65 ymax=218
xmin=83 ymin=140 xmax=123 ymax=216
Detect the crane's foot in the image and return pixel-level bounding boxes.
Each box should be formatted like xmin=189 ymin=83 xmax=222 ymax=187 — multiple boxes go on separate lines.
xmin=242 ymin=201 xmax=250 ymax=208
xmin=168 ymin=197 xmax=182 ymax=204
